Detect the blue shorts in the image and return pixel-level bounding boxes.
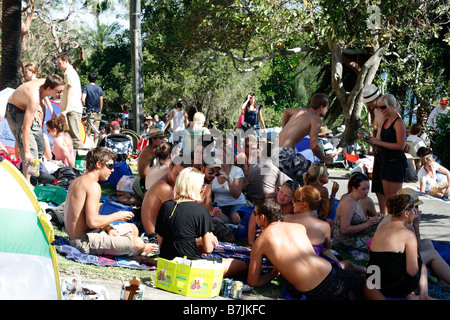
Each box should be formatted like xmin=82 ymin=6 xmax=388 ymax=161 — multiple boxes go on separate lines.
xmin=217 ymin=203 xmax=245 ymax=219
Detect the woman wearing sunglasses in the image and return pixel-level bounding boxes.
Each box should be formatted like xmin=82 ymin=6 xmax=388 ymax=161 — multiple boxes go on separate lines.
xmin=367 ymin=194 xmax=434 ymax=299
xmin=368 ymin=94 xmax=407 ymax=202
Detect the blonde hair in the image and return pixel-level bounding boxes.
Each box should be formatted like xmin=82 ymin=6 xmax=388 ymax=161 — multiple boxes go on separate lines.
xmin=422 ymin=154 xmax=434 ymax=166
xmin=303 ymin=163 xmax=328 ymax=185
xmin=173 ymin=167 xmax=204 ymax=202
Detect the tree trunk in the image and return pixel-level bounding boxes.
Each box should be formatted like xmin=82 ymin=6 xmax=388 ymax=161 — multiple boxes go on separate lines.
xmin=329 ymin=40 xmax=388 ymax=147
xmin=1 ymin=0 xmax=22 ymax=91
xmin=130 ymin=0 xmax=144 ymax=135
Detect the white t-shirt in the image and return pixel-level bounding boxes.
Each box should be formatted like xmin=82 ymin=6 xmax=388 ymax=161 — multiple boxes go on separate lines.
xmin=418 ymin=162 xmax=441 ymax=192
xmin=406 ymin=135 xmax=426 ymax=153
xmin=427 ymin=106 xmax=448 ymax=129
xmin=212 ymin=165 xmax=247 ymax=206
xmin=172 ymin=109 xmax=185 ymax=132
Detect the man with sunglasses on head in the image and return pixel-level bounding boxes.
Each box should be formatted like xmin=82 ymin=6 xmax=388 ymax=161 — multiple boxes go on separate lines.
xmin=361 ymin=84 xmax=387 ymax=215
xmin=64 ymin=146 xmax=158 ymax=257
xmin=6 ymin=74 xmax=65 ymax=182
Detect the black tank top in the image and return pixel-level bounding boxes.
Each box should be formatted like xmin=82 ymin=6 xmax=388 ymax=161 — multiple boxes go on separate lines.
xmin=380 ymin=117 xmax=405 ymax=162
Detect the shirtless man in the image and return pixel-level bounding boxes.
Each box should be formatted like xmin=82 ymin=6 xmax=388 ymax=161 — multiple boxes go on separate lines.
xmin=272 ymin=93 xmax=332 ymax=186
xmin=64 ymin=146 xmax=157 ymax=256
xmin=5 ymin=75 xmax=65 ymax=182
xmin=137 ymin=127 xmax=165 ymax=178
xmin=248 ymin=197 xmax=384 ymax=300
xmin=361 ymin=84 xmax=387 ymax=214
xmin=140 ymin=155 xmax=189 ymax=238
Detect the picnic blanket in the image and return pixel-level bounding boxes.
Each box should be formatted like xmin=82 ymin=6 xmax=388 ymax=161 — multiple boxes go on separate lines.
xmin=54 ymin=236 xmax=266 ymax=271
xmin=54 ymin=236 xmax=157 ymax=270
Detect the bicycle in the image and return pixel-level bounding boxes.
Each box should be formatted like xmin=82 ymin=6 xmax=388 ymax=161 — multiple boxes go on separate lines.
xmin=80 ymin=110 xmax=109 ymax=145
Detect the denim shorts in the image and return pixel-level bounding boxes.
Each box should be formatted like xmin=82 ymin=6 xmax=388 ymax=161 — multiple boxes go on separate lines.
xmin=218 ymin=203 xmax=245 ymax=219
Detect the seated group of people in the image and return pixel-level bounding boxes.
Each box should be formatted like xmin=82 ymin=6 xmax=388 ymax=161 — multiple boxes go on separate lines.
xmin=61 ymin=129 xmax=450 ymax=300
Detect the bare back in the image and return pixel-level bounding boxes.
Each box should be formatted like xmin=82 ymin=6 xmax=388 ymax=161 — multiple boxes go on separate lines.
xmin=277 ymin=109 xmax=322 ymax=149
xmin=137 ymin=145 xmax=157 ymax=178
xmin=8 ymin=79 xmax=45 ymax=111
xmin=64 ymin=174 xmax=101 ymax=239
xmin=284 ymin=214 xmax=330 ymax=246
xmin=141 ymin=175 xmax=174 ymax=234
xmin=250 ymin=222 xmax=332 ymax=292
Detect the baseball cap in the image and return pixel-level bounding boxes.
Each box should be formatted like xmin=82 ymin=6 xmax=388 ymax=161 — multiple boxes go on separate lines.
xmin=110 ymin=121 xmax=120 ymax=127
xmin=397 ymin=188 xmax=423 ymax=206
xmin=440 ymin=98 xmax=448 ymax=105
xmin=362 ymin=84 xmax=380 ymax=103
xmin=203 ymin=157 xmax=222 ymax=169
xmin=147 ymin=127 xmax=165 ymax=139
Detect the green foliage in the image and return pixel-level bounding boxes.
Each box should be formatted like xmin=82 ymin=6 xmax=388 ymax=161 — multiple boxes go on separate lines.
xmin=77 ymin=41 xmax=132 ymax=114
xmin=429 ymin=113 xmax=450 ymax=169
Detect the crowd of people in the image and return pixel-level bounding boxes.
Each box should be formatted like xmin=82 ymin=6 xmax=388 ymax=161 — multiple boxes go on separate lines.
xmin=4 ymin=55 xmax=450 ymax=300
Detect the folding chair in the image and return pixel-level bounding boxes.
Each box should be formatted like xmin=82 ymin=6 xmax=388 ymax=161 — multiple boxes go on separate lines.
xmin=344 ymin=152 xmax=359 ymax=168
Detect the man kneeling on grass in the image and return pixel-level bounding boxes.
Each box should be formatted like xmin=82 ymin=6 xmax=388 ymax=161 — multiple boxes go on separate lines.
xmin=247 ymin=197 xmax=384 ymax=300
xmin=64 ymin=146 xmax=158 ymax=257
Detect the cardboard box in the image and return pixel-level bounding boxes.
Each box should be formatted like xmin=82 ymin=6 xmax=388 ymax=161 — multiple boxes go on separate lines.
xmin=155 ymin=257 xmax=224 ymax=298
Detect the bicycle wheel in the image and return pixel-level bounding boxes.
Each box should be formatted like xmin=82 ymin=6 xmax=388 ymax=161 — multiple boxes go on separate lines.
xmin=121 ymin=129 xmax=140 ymax=155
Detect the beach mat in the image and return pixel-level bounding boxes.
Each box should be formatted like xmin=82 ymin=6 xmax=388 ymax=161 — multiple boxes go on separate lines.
xmin=54 ymin=236 xmax=156 ymax=270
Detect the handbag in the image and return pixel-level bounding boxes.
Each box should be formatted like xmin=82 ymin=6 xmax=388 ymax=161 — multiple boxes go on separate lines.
xmin=237 ymin=111 xmax=245 ymax=129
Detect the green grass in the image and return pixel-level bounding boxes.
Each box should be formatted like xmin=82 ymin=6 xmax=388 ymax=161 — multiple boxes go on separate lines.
xmin=54 ymin=226 xmax=282 ymax=299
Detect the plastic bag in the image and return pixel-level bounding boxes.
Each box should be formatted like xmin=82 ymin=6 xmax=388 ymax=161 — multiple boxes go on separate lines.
xmin=116 ymin=175 xmax=137 ymax=194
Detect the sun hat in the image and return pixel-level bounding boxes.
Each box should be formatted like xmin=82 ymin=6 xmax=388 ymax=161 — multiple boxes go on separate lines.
xmin=397 ymin=187 xmax=424 ymax=206
xmin=147 ymin=127 xmax=165 ymax=139
xmin=362 ymin=84 xmax=381 ymax=103
xmin=318 ymin=126 xmax=332 ymax=136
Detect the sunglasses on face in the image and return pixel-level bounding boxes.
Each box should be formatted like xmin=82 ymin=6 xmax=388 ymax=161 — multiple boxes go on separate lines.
xmin=376 ymin=104 xmax=387 ymax=110
xmin=208 ymin=169 xmax=220 ymax=176
xmin=104 ymin=162 xmax=114 ymax=170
